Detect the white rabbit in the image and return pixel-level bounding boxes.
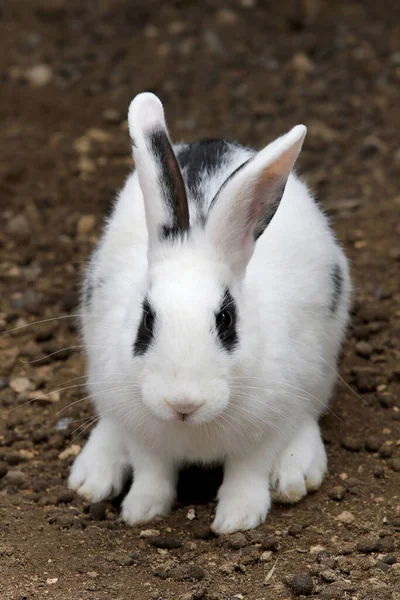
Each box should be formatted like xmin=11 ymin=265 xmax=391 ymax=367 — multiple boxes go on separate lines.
xmin=69 ymin=92 xmax=351 ymax=534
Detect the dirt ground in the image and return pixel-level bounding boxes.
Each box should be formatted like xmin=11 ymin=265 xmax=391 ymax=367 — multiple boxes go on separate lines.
xmin=1 ymin=1 xmax=400 ymax=598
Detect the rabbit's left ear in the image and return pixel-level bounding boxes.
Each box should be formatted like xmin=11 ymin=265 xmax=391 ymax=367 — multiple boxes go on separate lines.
xmin=128 ymin=93 xmax=189 ymax=255
xmin=205 ymin=125 xmax=306 ymax=276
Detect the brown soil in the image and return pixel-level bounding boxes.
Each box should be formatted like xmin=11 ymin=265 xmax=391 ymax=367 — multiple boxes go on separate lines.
xmin=1 ymin=1 xmax=400 ymax=599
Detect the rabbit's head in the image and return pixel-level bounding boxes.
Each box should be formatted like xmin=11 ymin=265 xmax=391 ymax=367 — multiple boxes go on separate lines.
xmin=127 ymin=93 xmax=306 ymax=425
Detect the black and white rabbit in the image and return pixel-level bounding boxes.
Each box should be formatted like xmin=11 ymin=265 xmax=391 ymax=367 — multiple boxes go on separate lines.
xmin=69 ymin=93 xmax=351 ymax=533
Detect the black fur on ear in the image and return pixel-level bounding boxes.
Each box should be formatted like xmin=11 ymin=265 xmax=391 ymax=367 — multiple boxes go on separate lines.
xmin=149 ymin=130 xmax=189 ymax=240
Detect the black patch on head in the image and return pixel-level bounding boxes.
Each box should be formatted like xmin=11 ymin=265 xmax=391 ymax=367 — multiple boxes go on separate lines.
xmin=177 ymin=139 xmax=232 ymax=198
xmin=253 ymin=183 xmax=286 ymax=241
xmin=330 ymin=264 xmax=343 ymax=314
xmin=133 ymin=299 xmax=156 ymax=356
xmin=148 ymin=130 xmax=189 ymax=239
xmin=215 ymin=289 xmax=238 ymax=352
xmin=208 ymin=157 xmax=253 ymax=215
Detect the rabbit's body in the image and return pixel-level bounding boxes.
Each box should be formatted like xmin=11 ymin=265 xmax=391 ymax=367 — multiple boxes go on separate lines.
xmin=69 ymin=94 xmax=350 ymax=533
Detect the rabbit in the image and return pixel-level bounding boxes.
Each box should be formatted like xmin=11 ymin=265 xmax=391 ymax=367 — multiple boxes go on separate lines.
xmin=68 ymin=92 xmax=351 ymax=534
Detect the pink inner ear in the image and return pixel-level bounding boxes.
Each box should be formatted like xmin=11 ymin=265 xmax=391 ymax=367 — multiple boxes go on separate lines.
xmin=241 ymin=194 xmax=264 ymax=248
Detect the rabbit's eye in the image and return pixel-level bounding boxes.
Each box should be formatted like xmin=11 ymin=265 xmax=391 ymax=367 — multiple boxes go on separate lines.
xmin=215 ymin=289 xmax=238 ymax=352
xmin=144 ymin=310 xmax=155 ymax=331
xmin=133 ymin=299 xmax=156 ymax=356
xmin=217 ymin=309 xmax=233 ymax=332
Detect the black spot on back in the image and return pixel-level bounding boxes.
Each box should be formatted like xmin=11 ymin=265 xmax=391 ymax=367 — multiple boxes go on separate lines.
xmin=330 ymin=264 xmax=343 ymax=313
xmin=177 ymin=139 xmax=232 ymax=199
xmin=215 ymin=289 xmax=238 ymax=352
xmin=133 ymin=299 xmax=156 ymax=356
xmin=148 ymin=130 xmax=189 ymax=239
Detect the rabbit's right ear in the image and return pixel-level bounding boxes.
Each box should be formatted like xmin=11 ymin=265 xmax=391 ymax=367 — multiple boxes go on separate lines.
xmin=128 ymin=93 xmax=189 ymax=257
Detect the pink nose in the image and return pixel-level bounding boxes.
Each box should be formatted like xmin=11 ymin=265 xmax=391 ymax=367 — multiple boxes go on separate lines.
xmin=165 ymin=399 xmax=204 ymax=418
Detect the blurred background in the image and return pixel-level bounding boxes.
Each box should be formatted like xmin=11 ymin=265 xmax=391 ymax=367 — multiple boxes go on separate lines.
xmin=1 ymin=2 xmax=400 ymax=599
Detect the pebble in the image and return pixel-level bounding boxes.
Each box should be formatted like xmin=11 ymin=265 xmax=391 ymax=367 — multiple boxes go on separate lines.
xmin=77 ymin=214 xmax=96 ymax=235
xmin=4 ymin=470 xmax=28 ymax=487
xmin=32 ymin=429 xmax=49 ymax=444
xmin=260 ymin=550 xmax=273 ymax=562
xmin=90 ymin=502 xmax=107 ymax=521
xmin=261 ymin=535 xmax=279 ymax=551
xmin=25 ymin=64 xmax=53 ymax=87
xmin=106 ymin=552 xmax=134 ymax=566
xmin=0 ymin=463 xmax=8 ymax=479
xmin=291 ymin=53 xmax=315 ymax=73
xmin=227 ymin=532 xmax=248 ymax=549
xmin=374 ymin=466 xmax=385 ymax=478
xmin=382 ymin=555 xmax=397 ymax=565
xmin=58 ymin=445 xmax=81 ymax=460
xmin=289 ymin=573 xmax=314 ymax=596
xmin=57 ymin=490 xmax=74 ymax=504
xmin=356 ymin=340 xmax=374 ymax=358
xmin=390 ymin=458 xmax=400 ymax=472
xmin=139 ymin=528 xmax=160 ymax=538
xmin=336 ymin=511 xmax=355 ymax=524
xmin=341 ymin=435 xmax=362 ymax=452
xmin=379 ymin=443 xmax=393 ymax=458
xmin=169 ymin=564 xmax=205 ymax=582
xmin=147 ymin=535 xmax=183 ymax=549
xmin=356 ymin=535 xmax=380 ymax=553
xmin=328 ymin=485 xmax=346 ymax=501
xmin=365 ymin=436 xmax=383 ymax=452
xmin=186 ymin=508 xmax=196 ymax=520
xmin=288 ymin=524 xmax=302 ymax=536
xmin=9 ymin=376 xmax=33 ymax=394
xmin=320 ymin=568 xmax=337 ymax=582
xmin=190 ymin=523 xmax=213 ymax=539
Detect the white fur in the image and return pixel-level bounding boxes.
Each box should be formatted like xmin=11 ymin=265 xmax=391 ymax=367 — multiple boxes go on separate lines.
xmin=69 ymin=93 xmax=351 ymax=534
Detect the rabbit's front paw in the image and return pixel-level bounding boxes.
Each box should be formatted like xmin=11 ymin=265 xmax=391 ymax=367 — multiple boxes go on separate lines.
xmin=271 ymin=418 xmax=327 ymax=504
xmin=212 ymin=487 xmax=271 ymax=534
xmin=121 ymin=484 xmax=174 ymax=525
xmin=69 ymin=435 xmax=130 ymax=502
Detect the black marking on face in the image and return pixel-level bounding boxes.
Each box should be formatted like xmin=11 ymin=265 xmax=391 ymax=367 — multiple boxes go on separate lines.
xmin=253 ymin=183 xmax=286 ymax=241
xmin=330 ymin=264 xmax=343 ymax=314
xmin=215 ymin=289 xmax=238 ymax=352
xmin=148 ymin=130 xmax=189 ymax=239
xmin=208 ymin=157 xmax=253 ymax=215
xmin=177 ymin=139 xmax=232 ymax=198
xmin=133 ymin=298 xmax=156 ymax=356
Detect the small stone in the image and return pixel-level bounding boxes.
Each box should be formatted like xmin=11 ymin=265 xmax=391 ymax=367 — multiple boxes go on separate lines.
xmin=190 ymin=523 xmax=213 ymax=539
xmin=328 ymin=485 xmax=346 ymax=501
xmin=90 ymin=502 xmax=107 ymax=521
xmin=260 ymin=550 xmax=273 ymax=562
xmin=46 ymin=577 xmax=58 ymax=585
xmin=320 ymin=568 xmax=337 ymax=582
xmin=355 ymin=341 xmax=373 ymax=358
xmin=390 ymin=458 xmax=400 ymax=472
xmin=32 ymin=429 xmax=48 ymax=444
xmin=377 ymin=561 xmax=390 ymax=572
xmin=4 ymin=470 xmax=27 ymax=486
xmin=336 ymin=511 xmax=355 ymax=523
xmin=0 ymin=463 xmax=8 ymax=478
xmin=289 ymin=573 xmax=314 ymax=596
xmin=374 ymin=466 xmax=385 ymax=478
xmin=341 ymin=435 xmax=362 ymax=452
xmin=102 ymin=109 xmax=121 ymax=123
xmin=87 ymin=571 xmax=98 ymax=578
xmin=310 ymin=545 xmax=326 ymax=556
xmin=139 ymin=528 xmax=161 ymax=538
xmin=169 ymin=564 xmax=205 ymax=581
xmin=58 ymin=445 xmax=81 ymax=460
xmin=356 ymin=535 xmax=380 ymax=553
xmin=187 ymin=508 xmax=196 ymax=520
xmin=377 ymin=538 xmax=395 ymax=553
xmin=288 ymin=524 xmax=302 ymax=536
xmin=9 ymin=376 xmax=33 ymax=393
xmin=382 ymin=555 xmax=397 ymax=565
xmin=227 ymin=532 xmax=248 ymax=549
xmin=261 ymin=535 xmax=279 ymax=551
xmin=77 ymin=214 xmax=96 ymax=235
xmin=57 ymin=490 xmax=74 ymax=504
xmin=365 ymin=436 xmax=383 ymax=452
xmin=379 ymin=444 xmax=393 ymax=458
xmin=25 ymin=64 xmax=53 ymax=87
xmin=147 ymin=535 xmax=183 ymax=549
xmin=291 ymin=53 xmax=315 ymax=73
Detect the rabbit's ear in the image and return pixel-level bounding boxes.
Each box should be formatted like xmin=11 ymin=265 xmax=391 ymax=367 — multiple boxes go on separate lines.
xmin=128 ymin=93 xmax=189 ymax=253
xmin=205 ymin=125 xmax=306 ymax=276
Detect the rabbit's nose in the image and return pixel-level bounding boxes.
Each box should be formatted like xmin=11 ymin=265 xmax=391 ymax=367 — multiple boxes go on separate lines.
xmin=165 ymin=399 xmax=204 ymax=420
